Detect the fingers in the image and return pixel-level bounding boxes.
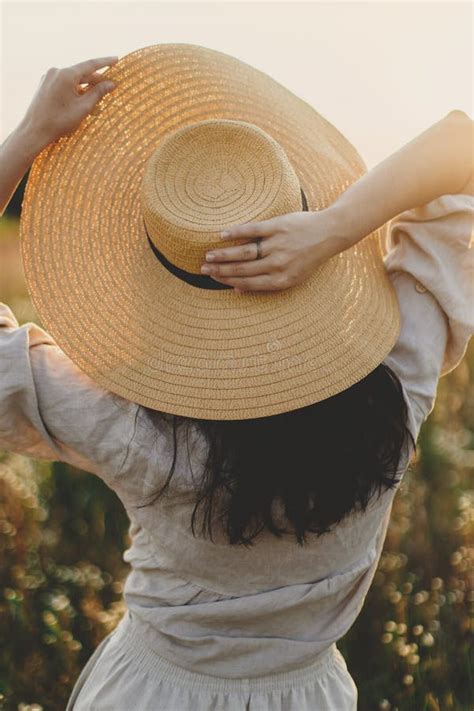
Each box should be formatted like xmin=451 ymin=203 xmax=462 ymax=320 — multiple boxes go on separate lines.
xmin=71 ymin=56 xmax=119 ymax=82
xmin=80 ymin=71 xmax=104 ymax=86
xmin=210 ymin=273 xmax=290 ymax=293
xmin=75 ymin=70 xmax=104 ymax=95
xmin=220 ymin=218 xmax=276 ymax=241
xmin=205 ymin=239 xmax=266 ymax=263
xmin=202 ymin=256 xmax=274 ymax=278
xmin=80 ymin=78 xmax=116 ymax=109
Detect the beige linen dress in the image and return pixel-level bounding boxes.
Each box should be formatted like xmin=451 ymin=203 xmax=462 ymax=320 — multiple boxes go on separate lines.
xmin=0 ymin=194 xmax=472 ymax=710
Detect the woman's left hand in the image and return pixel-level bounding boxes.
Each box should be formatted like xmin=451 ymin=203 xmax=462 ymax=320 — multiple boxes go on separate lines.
xmin=201 ymin=209 xmax=357 ymax=293
xmin=21 ymin=55 xmax=119 ymax=150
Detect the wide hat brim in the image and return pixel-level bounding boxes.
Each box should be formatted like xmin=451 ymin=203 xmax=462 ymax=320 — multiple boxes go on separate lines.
xmin=20 ymin=43 xmax=400 ymax=420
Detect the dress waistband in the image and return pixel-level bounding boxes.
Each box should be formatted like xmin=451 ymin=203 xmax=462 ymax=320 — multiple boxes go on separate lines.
xmin=111 ymin=610 xmax=342 ymax=693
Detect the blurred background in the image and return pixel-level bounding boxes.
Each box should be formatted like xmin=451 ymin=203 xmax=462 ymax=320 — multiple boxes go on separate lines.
xmin=1 ymin=2 xmax=473 ymax=710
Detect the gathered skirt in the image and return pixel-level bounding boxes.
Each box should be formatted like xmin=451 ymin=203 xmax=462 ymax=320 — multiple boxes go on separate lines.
xmin=66 ymin=611 xmax=358 ymax=710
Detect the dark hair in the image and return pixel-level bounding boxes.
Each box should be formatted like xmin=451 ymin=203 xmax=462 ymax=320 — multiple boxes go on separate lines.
xmin=136 ymin=363 xmax=416 ymax=547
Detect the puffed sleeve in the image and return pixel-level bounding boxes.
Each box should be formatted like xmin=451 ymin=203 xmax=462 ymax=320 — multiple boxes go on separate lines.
xmin=0 ymin=302 xmax=140 ymax=486
xmin=382 ymin=193 xmax=474 ymax=438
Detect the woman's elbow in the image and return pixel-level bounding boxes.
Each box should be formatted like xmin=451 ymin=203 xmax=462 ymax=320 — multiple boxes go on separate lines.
xmin=444 ymin=109 xmax=473 ymax=127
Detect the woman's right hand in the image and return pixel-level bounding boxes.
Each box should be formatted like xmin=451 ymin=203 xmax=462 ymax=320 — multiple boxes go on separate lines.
xmin=201 ymin=208 xmax=358 ymax=293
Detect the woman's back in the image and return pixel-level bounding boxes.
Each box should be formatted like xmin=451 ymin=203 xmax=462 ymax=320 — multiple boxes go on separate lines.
xmin=94 ymin=194 xmax=474 ymax=678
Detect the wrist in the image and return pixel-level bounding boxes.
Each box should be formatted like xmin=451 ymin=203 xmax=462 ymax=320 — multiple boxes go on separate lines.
xmin=318 ymin=203 xmax=363 ymax=255
xmin=12 ymin=118 xmax=50 ymax=164
xmin=0 ymin=121 xmax=46 ymax=217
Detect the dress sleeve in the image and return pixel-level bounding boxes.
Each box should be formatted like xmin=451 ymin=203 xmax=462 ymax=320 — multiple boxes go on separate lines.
xmin=382 ymin=193 xmax=474 ymax=439
xmin=0 ymin=302 xmax=140 ymax=485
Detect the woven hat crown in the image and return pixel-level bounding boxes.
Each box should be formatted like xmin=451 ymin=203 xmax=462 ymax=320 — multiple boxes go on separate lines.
xmin=140 ymin=119 xmax=303 ymax=273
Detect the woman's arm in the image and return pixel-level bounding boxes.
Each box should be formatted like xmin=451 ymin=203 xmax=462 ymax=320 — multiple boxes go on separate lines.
xmin=0 ymin=56 xmax=118 ymax=218
xmin=328 ymin=110 xmax=473 ymax=246
xmin=204 ymin=110 xmax=473 ymax=293
xmin=0 ymin=121 xmax=47 ymax=218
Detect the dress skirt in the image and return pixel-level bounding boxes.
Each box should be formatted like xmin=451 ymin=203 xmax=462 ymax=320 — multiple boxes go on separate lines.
xmin=66 ymin=611 xmax=358 ymax=710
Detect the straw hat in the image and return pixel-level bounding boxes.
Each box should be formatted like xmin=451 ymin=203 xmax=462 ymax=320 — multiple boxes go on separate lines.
xmin=20 ymin=43 xmax=400 ymax=420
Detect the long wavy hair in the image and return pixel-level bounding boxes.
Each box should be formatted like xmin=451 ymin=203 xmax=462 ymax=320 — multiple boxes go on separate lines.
xmin=136 ymin=363 xmax=416 ymax=547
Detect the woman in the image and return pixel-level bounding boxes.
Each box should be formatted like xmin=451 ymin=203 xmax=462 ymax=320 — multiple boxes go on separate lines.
xmin=0 ymin=45 xmax=472 ymax=710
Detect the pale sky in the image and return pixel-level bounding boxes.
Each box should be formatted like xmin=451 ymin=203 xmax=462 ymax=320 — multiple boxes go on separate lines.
xmin=1 ymin=1 xmax=472 ymax=169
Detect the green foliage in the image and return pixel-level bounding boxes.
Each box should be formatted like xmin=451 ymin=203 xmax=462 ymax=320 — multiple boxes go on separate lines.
xmin=0 ymin=216 xmax=472 ymax=710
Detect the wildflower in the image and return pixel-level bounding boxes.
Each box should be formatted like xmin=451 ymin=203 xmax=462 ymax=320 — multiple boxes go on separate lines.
xmin=421 ymin=632 xmax=435 ymax=647
xmin=431 ymin=577 xmax=444 ymax=590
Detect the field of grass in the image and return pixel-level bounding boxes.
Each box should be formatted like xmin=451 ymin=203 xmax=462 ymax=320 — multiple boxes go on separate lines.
xmin=0 ymin=215 xmax=472 ymax=710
